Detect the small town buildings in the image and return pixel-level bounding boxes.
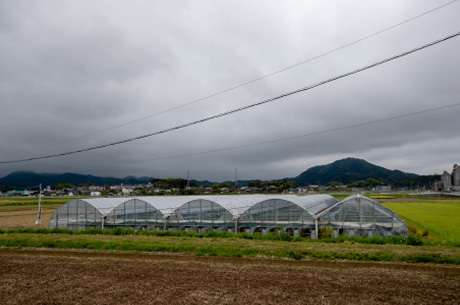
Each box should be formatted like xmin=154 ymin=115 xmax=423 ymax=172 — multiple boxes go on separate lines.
xmin=7 ymin=189 xmax=33 ymax=196
xmin=375 ymin=185 xmax=392 ymax=192
xmin=453 ymin=164 xmax=460 ymax=191
xmin=440 ymin=164 xmax=460 ymax=192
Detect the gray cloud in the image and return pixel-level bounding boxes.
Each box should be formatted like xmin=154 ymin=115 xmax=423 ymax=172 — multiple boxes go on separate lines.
xmin=0 ymin=0 xmax=459 ymax=182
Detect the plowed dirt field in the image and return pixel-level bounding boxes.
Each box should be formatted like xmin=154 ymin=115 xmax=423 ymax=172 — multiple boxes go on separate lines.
xmin=1 ymin=249 xmax=459 ymax=304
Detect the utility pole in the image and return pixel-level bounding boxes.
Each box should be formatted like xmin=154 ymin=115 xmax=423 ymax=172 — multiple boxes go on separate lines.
xmin=235 ymin=168 xmax=238 ymax=189
xmin=36 ymin=184 xmax=42 ymax=229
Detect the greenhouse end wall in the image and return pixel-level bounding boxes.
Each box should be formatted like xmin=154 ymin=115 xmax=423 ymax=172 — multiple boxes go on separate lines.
xmin=49 ymin=199 xmax=103 ymax=230
xmin=318 ymin=195 xmax=408 ymax=238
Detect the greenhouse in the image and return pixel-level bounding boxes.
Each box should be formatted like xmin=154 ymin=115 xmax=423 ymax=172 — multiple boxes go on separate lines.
xmin=48 ymin=194 xmax=408 ymax=238
xmin=317 ymin=194 xmax=408 ymax=237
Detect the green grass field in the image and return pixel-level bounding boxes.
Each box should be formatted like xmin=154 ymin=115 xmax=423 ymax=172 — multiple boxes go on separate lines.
xmin=0 ymin=197 xmax=76 ymax=208
xmin=1 ymin=230 xmax=460 ymax=264
xmin=381 ymin=200 xmax=460 ymax=244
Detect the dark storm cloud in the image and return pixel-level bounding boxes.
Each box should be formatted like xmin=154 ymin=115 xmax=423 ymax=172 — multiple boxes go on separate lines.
xmin=0 ymin=0 xmax=459 ymax=181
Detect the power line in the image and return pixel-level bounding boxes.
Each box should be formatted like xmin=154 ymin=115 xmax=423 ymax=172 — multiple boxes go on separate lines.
xmin=88 ymin=102 xmax=460 ymax=167
xmin=2 ymin=0 xmax=457 ymax=158
xmin=1 ymin=31 xmax=459 ymax=165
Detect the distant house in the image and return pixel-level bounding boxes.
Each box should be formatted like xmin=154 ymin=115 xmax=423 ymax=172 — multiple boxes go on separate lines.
xmin=89 ymin=186 xmax=103 ymax=192
xmin=7 ymin=189 xmax=33 ymax=196
xmin=122 ymin=188 xmax=133 ymax=196
xmin=239 ymin=186 xmax=252 ymax=193
xmin=90 ymin=191 xmax=101 ymax=197
xmin=433 ymin=181 xmax=443 ymax=191
xmin=375 ymin=185 xmax=392 ymax=192
xmin=441 ymin=171 xmax=452 ymax=191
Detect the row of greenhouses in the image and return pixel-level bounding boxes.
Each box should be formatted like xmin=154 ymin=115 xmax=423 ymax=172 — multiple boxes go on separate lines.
xmin=48 ymin=194 xmax=408 ymax=238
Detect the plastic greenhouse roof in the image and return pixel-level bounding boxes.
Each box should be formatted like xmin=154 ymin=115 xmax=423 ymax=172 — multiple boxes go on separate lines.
xmin=60 ymin=195 xmax=339 ymax=219
xmin=266 ymin=195 xmax=339 ymax=218
xmin=341 ymin=194 xmax=407 ymax=221
xmin=74 ymin=198 xmax=132 ymax=217
xmin=125 ymin=197 xmax=201 ymax=217
xmin=315 ymin=194 xmax=403 ymax=219
xmin=131 ymin=195 xmax=268 ymax=218
xmin=132 ymin=195 xmax=337 ymax=219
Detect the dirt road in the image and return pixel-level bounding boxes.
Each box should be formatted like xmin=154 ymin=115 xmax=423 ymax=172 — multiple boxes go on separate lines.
xmin=1 ymin=249 xmax=459 ymax=304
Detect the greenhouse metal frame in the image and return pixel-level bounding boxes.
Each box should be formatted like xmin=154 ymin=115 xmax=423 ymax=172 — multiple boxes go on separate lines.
xmin=49 ymin=194 xmax=408 ymax=238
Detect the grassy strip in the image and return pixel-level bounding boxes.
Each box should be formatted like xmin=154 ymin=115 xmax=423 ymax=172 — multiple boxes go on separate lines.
xmin=1 ymin=234 xmax=459 ymax=265
xmin=306 ymin=249 xmax=460 ymax=265
xmin=0 ymin=198 xmax=72 ymax=207
xmin=0 ymin=227 xmax=442 ymax=247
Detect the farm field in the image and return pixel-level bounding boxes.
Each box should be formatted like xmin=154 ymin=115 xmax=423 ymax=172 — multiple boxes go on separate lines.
xmin=1 ymin=195 xmax=460 ymax=304
xmin=1 ymin=249 xmax=460 ymax=305
xmin=380 ymin=199 xmax=460 ymax=243
xmin=0 ymin=197 xmax=76 ymax=229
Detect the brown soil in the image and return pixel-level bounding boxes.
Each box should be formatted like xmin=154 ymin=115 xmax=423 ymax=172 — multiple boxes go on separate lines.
xmin=0 ymin=207 xmax=57 ymax=229
xmin=1 ymin=249 xmax=459 ymax=305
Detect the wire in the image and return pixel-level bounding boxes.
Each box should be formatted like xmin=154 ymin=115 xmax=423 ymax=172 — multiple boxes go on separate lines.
xmin=2 ymin=0 xmax=457 ymax=158
xmin=1 ymin=31 xmax=459 ymax=165
xmin=91 ymin=102 xmax=460 ymax=167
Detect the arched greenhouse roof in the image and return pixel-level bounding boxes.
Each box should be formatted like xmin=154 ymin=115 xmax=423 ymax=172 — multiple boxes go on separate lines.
xmin=62 ymin=198 xmax=132 ymax=217
xmin=132 ymin=195 xmax=338 ymax=219
xmin=131 ymin=195 xmax=268 ymax=218
xmin=316 ymin=194 xmax=403 ymax=220
xmin=185 ymin=195 xmax=268 ymax=218
xmin=52 ymin=195 xmax=340 ymax=221
xmin=262 ymin=195 xmax=339 ymax=218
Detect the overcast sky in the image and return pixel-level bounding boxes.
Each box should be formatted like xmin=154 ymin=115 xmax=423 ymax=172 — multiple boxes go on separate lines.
xmin=0 ymin=0 xmax=459 ymax=181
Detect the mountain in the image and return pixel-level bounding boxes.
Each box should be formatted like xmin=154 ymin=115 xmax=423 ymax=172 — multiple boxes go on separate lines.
xmin=0 ymin=158 xmax=420 ymax=188
xmin=293 ymin=158 xmax=418 ymax=186
xmin=0 ymin=171 xmax=152 ymax=188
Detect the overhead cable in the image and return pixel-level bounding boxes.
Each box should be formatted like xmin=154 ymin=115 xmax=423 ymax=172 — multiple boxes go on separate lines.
xmin=92 ymin=102 xmax=460 ymax=167
xmin=2 ymin=0 xmax=457 ymax=157
xmin=0 ymin=31 xmax=459 ymax=165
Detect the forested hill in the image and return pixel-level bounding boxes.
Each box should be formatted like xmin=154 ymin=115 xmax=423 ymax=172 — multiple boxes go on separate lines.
xmin=0 ymin=171 xmax=152 ymax=188
xmin=0 ymin=158 xmax=421 ymax=188
xmin=293 ymin=158 xmax=418 ymax=186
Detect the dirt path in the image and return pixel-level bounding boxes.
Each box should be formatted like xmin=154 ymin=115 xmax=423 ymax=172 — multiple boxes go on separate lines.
xmin=1 ymin=249 xmax=459 ymax=304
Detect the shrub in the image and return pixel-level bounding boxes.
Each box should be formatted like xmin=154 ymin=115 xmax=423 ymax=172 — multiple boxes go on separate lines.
xmin=319 ymin=226 xmax=334 ymax=239
xmin=112 ymin=228 xmax=136 ymax=235
xmin=279 ymin=232 xmax=293 ymax=242
xmin=406 ymin=234 xmax=424 ymax=246
xmin=286 ymin=250 xmax=303 ymax=260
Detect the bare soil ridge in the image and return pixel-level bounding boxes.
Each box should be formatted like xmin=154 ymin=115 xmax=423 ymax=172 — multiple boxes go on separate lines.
xmin=1 ymin=249 xmax=459 ymax=305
